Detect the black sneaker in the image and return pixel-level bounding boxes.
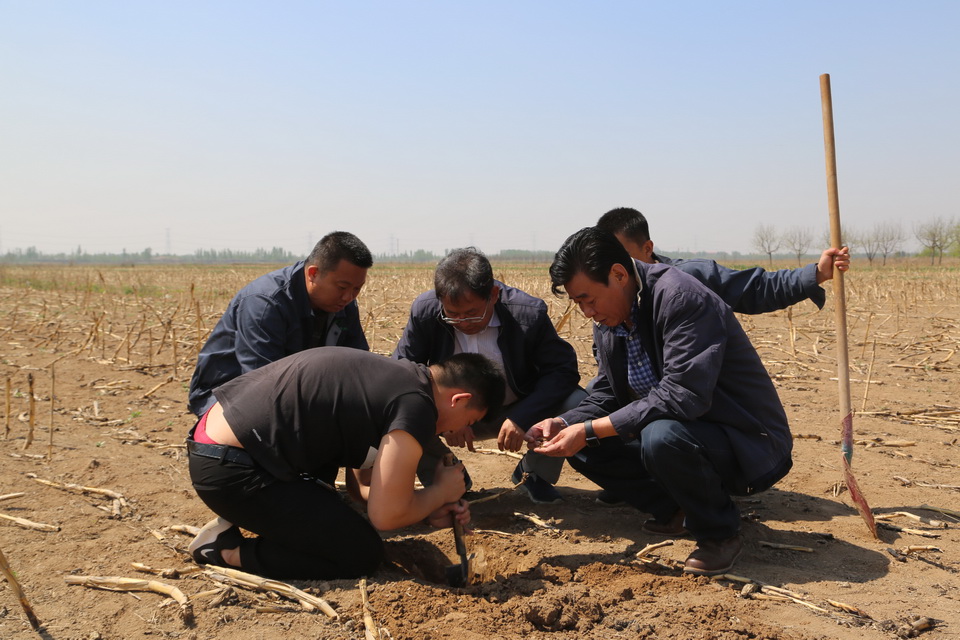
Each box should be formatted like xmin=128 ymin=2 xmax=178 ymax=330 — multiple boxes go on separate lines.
xmin=511 ymin=464 xmax=563 ymax=505
xmin=595 ymin=489 xmax=625 ymax=507
xmin=188 ymin=516 xmax=243 ymax=567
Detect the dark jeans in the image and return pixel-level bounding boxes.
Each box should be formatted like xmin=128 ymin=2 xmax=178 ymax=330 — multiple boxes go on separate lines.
xmin=569 ymin=418 xmax=746 ymax=541
xmin=188 ymin=452 xmax=383 ymax=580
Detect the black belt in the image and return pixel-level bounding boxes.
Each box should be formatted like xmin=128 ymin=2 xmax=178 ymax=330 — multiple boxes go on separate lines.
xmin=186 ymin=439 xmax=257 ymax=467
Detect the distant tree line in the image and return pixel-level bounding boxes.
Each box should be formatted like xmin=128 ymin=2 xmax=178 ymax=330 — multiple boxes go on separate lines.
xmin=752 ymin=217 xmax=959 ymax=267
xmin=375 ymin=249 xmax=557 ymax=263
xmin=1 ymin=245 xmax=299 ymax=265
xmin=5 ymin=222 xmax=957 ymax=266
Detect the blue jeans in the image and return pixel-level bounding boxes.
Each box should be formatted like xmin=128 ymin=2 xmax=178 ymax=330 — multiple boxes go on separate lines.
xmin=568 ymin=418 xmax=745 ymax=541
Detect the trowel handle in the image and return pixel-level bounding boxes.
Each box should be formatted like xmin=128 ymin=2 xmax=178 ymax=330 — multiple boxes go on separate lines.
xmin=442 ymin=454 xmax=468 ymax=558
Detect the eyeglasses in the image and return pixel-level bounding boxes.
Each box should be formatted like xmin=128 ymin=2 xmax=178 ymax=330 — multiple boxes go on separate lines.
xmin=439 ymin=295 xmax=494 ymax=325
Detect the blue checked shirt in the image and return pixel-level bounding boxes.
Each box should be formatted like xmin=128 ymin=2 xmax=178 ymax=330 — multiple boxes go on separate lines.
xmin=613 ymin=301 xmax=659 ymax=400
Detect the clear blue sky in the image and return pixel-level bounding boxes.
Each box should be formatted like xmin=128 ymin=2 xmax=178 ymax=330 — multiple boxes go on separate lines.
xmin=2 ymin=2 xmax=956 ymax=257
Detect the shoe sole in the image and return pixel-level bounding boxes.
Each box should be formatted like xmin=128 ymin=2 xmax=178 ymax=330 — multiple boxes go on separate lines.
xmin=188 ymin=516 xmax=235 ymax=557
xmin=682 ymin=545 xmax=743 ymax=576
xmin=595 ymin=498 xmax=626 ymax=507
xmin=641 ymin=524 xmax=690 ymax=537
xmin=516 ymin=482 xmax=563 ymax=505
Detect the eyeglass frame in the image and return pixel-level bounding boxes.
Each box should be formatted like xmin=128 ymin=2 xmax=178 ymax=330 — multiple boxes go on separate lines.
xmin=438 ymin=291 xmax=496 ymax=325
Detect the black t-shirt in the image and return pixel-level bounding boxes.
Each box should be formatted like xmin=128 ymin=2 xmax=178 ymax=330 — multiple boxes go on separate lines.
xmin=214 ymin=347 xmax=437 ymax=481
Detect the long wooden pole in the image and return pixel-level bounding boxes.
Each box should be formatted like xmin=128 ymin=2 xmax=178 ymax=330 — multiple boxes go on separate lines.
xmin=820 ymin=73 xmax=877 ymax=539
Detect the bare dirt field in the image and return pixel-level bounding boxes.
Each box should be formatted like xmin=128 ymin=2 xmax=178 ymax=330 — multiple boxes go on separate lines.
xmin=1 ymin=260 xmax=958 ymax=640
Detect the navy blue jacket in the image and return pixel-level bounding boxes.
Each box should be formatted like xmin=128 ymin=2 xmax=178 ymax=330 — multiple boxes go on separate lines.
xmin=656 ymin=253 xmax=825 ymax=314
xmin=392 ymin=282 xmax=579 ymax=430
xmin=188 ymin=261 xmax=368 ymax=416
xmin=562 ymin=261 xmax=792 ymax=494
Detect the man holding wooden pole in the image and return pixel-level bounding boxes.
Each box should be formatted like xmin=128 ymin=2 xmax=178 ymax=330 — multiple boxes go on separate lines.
xmin=597 ymin=207 xmax=849 ymax=314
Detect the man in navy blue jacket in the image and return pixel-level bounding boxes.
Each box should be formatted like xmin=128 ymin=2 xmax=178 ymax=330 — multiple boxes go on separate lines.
xmin=529 ymin=227 xmax=792 ymax=576
xmin=597 ymin=207 xmax=849 ymax=314
xmin=393 ymin=247 xmax=583 ymax=504
xmin=588 ymin=208 xmax=847 ymax=507
xmin=188 ymin=231 xmax=372 ymax=417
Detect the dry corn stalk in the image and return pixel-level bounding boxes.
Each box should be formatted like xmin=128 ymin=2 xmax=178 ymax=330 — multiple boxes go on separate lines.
xmin=143 ymin=375 xmax=175 ymax=399
xmin=360 ymin=578 xmax=379 ymax=640
xmin=918 ymin=504 xmax=960 ymax=520
xmin=131 ymin=562 xmax=202 ymax=579
xmin=64 ymin=575 xmax=193 ymax=624
xmin=167 ymin=524 xmax=201 ymax=536
xmin=0 ymin=513 xmax=59 ymax=532
xmin=22 ymin=373 xmax=35 ymax=450
xmin=0 ymin=545 xmax=42 ymax=631
xmin=900 ymin=545 xmax=942 ymax=555
xmin=554 ymin=300 xmax=576 ymax=333
xmin=468 ymin=484 xmax=521 ymax=506
xmin=46 ymin=367 xmax=54 ymax=460
xmin=4 ymin=376 xmax=11 ymax=440
xmin=636 ymin=540 xmax=674 ymax=559
xmin=28 ymin=474 xmax=127 ymax=503
xmin=874 ymin=511 xmax=947 ymax=528
xmin=203 ymin=566 xmax=338 ymax=619
xmin=471 ymin=447 xmax=523 ymax=460
xmin=877 ymin=522 xmax=941 ymax=538
xmin=721 ymin=573 xmax=871 ymax=619
xmin=513 ymin=512 xmax=557 ymax=530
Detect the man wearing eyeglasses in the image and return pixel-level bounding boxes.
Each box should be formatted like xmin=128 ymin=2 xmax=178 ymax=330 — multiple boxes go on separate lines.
xmin=393 ymin=247 xmax=584 ymax=504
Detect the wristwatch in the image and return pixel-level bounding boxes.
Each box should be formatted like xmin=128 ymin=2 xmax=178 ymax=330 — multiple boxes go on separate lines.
xmin=584 ymin=419 xmax=600 ymax=448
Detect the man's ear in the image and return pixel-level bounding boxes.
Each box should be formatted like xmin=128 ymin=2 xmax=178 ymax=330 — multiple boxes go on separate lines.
xmin=449 ymin=391 xmax=473 ymax=408
xmin=610 ymin=263 xmax=629 ymax=285
xmin=641 ymin=240 xmax=655 ymax=261
xmin=305 ymin=264 xmax=318 ymax=280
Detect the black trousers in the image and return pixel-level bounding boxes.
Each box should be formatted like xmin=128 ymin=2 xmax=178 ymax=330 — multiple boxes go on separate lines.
xmin=188 ymin=452 xmax=384 ymax=580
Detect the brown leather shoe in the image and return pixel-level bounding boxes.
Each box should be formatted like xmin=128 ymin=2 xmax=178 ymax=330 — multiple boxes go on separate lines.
xmin=683 ymin=535 xmax=743 ymax=576
xmin=641 ymin=510 xmax=689 ymax=537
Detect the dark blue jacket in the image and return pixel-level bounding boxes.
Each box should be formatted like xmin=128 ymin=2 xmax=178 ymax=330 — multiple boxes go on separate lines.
xmin=392 ymin=281 xmax=579 ymax=430
xmin=188 ymin=261 xmax=368 ymax=416
xmin=656 ymin=253 xmax=825 ymax=314
xmin=562 ymin=260 xmax=792 ymax=494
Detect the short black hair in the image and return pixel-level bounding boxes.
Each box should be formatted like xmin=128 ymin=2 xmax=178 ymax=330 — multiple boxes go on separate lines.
xmin=433 ymin=353 xmax=506 ymax=417
xmin=434 ymin=247 xmax=494 ymax=303
xmin=596 ymin=207 xmax=650 ymax=245
xmin=549 ymin=227 xmax=632 ymax=296
xmin=307 ymin=232 xmax=373 ymax=273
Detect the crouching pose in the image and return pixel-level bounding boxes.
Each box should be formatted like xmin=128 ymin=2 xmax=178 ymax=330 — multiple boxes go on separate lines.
xmin=529 ymin=228 xmax=793 ymax=576
xmin=186 ymin=347 xmax=505 ymax=580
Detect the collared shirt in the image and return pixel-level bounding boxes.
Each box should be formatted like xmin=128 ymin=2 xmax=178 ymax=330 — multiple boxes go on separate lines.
xmin=613 ymin=301 xmax=659 ymax=400
xmin=452 ymin=311 xmax=519 ymax=406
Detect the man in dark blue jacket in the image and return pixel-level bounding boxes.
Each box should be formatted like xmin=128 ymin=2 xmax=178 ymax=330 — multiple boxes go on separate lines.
xmin=188 ymin=231 xmax=372 ymax=417
xmin=597 ymin=207 xmax=849 ymax=314
xmin=529 ymin=227 xmax=792 ymax=576
xmin=589 ymin=208 xmax=846 ymax=507
xmin=393 ymin=247 xmax=583 ymax=504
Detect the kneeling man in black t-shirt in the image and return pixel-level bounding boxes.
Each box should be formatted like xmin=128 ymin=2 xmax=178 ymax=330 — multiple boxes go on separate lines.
xmin=185 ymin=347 xmax=505 ymax=580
